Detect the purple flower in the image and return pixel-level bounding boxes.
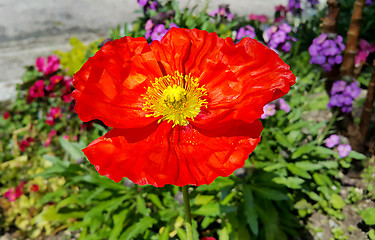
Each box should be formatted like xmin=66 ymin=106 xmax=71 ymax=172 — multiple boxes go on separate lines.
xmin=209 ymin=4 xmax=233 ymax=20
xmin=309 ymin=34 xmax=344 ymax=71
xmin=263 ymin=23 xmax=295 ymax=52
xmin=325 ymin=134 xmax=340 ymax=148
xmin=151 ymin=24 xmax=167 ymax=41
xmin=307 ymin=0 xmax=319 ymax=7
xmin=366 ymin=0 xmax=372 ymax=5
xmin=278 ymin=98 xmax=290 ymax=113
xmin=331 ymin=81 xmax=346 ymax=94
xmin=288 ymin=0 xmax=302 ymax=15
xmin=261 ymin=104 xmax=276 ymax=119
xmin=337 ymin=144 xmax=351 ymax=158
xmin=344 ymin=82 xmax=361 ymax=99
xmin=236 ymin=25 xmax=256 ymax=40
xmin=138 ymin=0 xmax=148 ymax=7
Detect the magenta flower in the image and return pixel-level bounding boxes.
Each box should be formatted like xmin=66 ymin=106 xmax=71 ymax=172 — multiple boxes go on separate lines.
xmin=249 ymin=14 xmax=267 ymax=23
xmin=35 ymin=55 xmax=60 ymax=75
xmin=27 ymin=80 xmax=45 ymax=102
xmin=354 ymin=39 xmax=375 ymax=67
xmin=46 ymin=107 xmax=62 ymax=126
xmin=4 ymin=182 xmax=24 ymax=202
xmin=44 ymin=129 xmax=57 ymax=147
xmin=325 ymin=134 xmax=340 ymax=148
xmin=337 ymin=144 xmax=351 ymax=158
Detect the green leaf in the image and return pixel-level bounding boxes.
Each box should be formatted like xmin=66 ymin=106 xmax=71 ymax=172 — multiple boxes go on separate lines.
xmin=330 ymin=194 xmax=345 ymax=209
xmin=320 ymin=161 xmax=339 ymax=169
xmin=295 ymin=161 xmax=323 ymax=171
xmin=159 ymin=225 xmax=170 ymax=240
xmin=273 ymin=177 xmax=305 ymax=189
xmin=109 ymin=209 xmax=130 ymax=240
xmin=59 ymin=137 xmax=85 ymax=161
xmin=194 ymin=195 xmax=215 ymax=205
xmin=291 ymin=144 xmax=314 ymax=159
xmin=251 ymin=186 xmax=288 ymax=201
xmin=287 ymin=164 xmax=311 ymax=179
xmin=136 ymin=195 xmax=151 ymax=215
xmin=362 ymin=208 xmax=375 ymax=225
xmin=148 ymin=194 xmax=165 ymax=209
xmin=243 ymin=186 xmax=259 ymax=235
xmin=348 ymin=151 xmax=367 ymax=160
xmin=192 ymin=203 xmax=236 ymax=216
xmin=201 ymin=217 xmax=215 ymax=229
xmin=196 ymin=177 xmax=234 ymax=192
xmin=314 ymin=146 xmax=334 ymax=157
xmin=119 ymin=216 xmax=157 ymax=240
xmin=217 ymin=226 xmax=230 ymax=240
xmin=274 ymin=131 xmax=292 ymax=148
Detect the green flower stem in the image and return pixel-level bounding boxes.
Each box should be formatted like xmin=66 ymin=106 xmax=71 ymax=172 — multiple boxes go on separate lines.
xmin=182 ymin=185 xmax=194 ymax=240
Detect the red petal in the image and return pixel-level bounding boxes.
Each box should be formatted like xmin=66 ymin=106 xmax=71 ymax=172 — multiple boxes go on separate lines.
xmin=73 ymin=37 xmax=163 ymax=128
xmin=83 ymin=120 xmax=262 ymax=187
xmin=196 ymin=37 xmax=295 ymax=124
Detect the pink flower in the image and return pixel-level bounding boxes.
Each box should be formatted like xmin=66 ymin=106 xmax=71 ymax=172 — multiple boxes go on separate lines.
xmin=35 ymin=55 xmax=60 ymax=75
xmin=3 ymin=111 xmax=10 ymax=120
xmin=27 ymin=80 xmax=45 ymax=101
xmin=201 ymin=238 xmax=216 ymax=240
xmin=354 ymin=39 xmax=375 ymax=67
xmin=337 ymin=144 xmax=351 ymax=158
xmin=44 ymin=129 xmax=57 ymax=147
xmin=249 ymin=13 xmax=268 ymax=23
xmin=278 ymin=98 xmax=291 ymax=113
xmin=4 ymin=182 xmax=24 ymax=202
xmin=261 ymin=103 xmax=277 ymax=119
xmin=46 ymin=107 xmax=62 ymax=126
xmin=30 ymin=184 xmax=39 ymax=192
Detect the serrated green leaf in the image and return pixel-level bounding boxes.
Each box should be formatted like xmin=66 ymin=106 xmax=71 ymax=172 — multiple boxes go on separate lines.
xmin=136 ymin=195 xmax=151 ymax=215
xmin=109 ymin=209 xmax=129 ymax=240
xmin=119 ymin=216 xmax=157 ymax=240
xmin=148 ymin=194 xmax=165 ymax=209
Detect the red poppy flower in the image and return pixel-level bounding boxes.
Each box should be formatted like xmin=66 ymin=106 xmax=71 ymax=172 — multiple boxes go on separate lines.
xmin=73 ymin=28 xmax=295 ymax=187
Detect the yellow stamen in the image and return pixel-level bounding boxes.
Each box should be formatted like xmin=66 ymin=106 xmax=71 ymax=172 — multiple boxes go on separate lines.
xmin=142 ymin=71 xmax=207 ymax=127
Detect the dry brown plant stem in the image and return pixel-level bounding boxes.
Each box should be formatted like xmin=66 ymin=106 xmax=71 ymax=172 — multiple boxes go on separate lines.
xmin=322 ymin=0 xmax=340 ymax=34
xmin=360 ymin=60 xmax=375 ymax=139
xmin=340 ymin=0 xmax=366 ymax=77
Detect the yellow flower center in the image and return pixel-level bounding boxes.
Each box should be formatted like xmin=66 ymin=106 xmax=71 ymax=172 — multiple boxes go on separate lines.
xmin=142 ymin=71 xmax=207 ymax=127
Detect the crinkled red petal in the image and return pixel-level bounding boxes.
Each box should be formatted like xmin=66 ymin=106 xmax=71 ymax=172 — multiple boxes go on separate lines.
xmin=150 ymin=28 xmax=295 ymax=125
xmin=73 ymin=37 xmax=163 ymax=128
xmin=83 ymin=120 xmax=262 ymax=187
